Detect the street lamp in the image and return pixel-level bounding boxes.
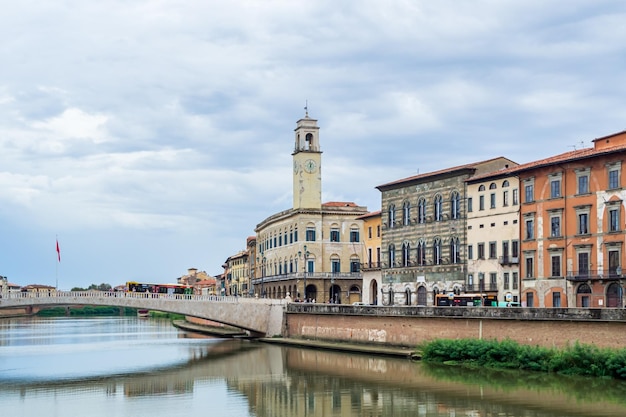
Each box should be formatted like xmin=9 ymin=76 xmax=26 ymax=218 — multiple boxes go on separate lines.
xmin=298 ymin=245 xmax=310 ymax=301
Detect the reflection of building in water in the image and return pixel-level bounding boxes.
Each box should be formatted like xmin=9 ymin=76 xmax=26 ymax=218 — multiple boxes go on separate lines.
xmin=124 ymin=379 xmax=193 ymax=397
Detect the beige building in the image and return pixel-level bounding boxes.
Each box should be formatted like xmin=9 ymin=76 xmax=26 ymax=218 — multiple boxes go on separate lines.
xmin=224 ymin=250 xmax=249 ymax=296
xmin=466 ymin=172 xmax=521 ymax=304
xmin=358 ymin=211 xmax=382 ymax=305
xmin=253 ymin=112 xmax=368 ymax=304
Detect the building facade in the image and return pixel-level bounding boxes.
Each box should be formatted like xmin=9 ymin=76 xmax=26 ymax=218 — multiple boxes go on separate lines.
xmin=358 ymin=211 xmax=382 ymax=305
xmin=376 ymin=157 xmax=516 ymax=306
xmin=516 ymin=131 xmax=626 ymax=308
xmin=466 ymin=173 xmax=521 ymax=304
xmin=253 ymin=113 xmax=368 ymax=304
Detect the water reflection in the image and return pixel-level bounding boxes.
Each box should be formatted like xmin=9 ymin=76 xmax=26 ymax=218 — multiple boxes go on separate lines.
xmin=2 ymin=317 xmax=626 ymax=417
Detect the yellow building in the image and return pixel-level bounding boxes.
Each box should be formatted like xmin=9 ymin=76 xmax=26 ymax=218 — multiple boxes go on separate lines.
xmin=253 ymin=112 xmax=368 ymax=304
xmin=358 ymin=211 xmax=382 ymax=304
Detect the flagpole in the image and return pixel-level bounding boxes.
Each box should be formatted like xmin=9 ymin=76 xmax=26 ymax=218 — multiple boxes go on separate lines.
xmin=56 ymin=235 xmax=59 ymax=290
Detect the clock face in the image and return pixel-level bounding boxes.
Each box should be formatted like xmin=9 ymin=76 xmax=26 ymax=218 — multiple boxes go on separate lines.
xmin=304 ymin=159 xmax=317 ymax=173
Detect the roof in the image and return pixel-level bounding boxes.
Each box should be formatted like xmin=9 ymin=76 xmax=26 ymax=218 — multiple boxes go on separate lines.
xmin=356 ymin=210 xmax=381 ymax=220
xmin=322 ymin=201 xmax=359 ymax=207
xmin=376 ymin=156 xmax=516 ymax=190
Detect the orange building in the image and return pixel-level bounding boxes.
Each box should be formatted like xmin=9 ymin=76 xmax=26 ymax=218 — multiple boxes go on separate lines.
xmin=513 ymin=131 xmax=626 ymax=308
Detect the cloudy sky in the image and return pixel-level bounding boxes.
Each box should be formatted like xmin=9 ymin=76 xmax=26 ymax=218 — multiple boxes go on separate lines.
xmin=2 ymin=1 xmax=625 ymax=289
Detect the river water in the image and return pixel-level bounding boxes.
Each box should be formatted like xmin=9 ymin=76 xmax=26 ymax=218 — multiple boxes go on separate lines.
xmin=2 ymin=317 xmax=626 ymax=417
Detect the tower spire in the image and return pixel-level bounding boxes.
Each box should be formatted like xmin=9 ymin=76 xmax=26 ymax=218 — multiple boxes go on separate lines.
xmin=304 ymin=100 xmax=308 ymax=118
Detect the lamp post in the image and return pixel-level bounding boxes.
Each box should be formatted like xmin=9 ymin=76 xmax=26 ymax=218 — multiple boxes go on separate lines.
xmin=298 ymin=245 xmax=310 ymax=301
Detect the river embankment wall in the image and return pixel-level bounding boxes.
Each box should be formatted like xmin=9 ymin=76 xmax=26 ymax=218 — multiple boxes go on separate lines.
xmin=285 ymin=304 xmax=626 ymax=349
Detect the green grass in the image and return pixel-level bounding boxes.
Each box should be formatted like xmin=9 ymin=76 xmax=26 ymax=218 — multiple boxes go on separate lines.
xmin=419 ymin=338 xmax=626 ymax=380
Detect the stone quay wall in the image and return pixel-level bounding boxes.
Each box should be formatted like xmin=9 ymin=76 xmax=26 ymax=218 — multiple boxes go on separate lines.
xmin=285 ymin=304 xmax=626 ymax=349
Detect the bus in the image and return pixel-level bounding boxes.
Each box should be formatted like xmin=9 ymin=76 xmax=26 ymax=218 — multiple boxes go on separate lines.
xmin=435 ymin=293 xmax=498 ymax=307
xmin=126 ymin=281 xmax=193 ymax=295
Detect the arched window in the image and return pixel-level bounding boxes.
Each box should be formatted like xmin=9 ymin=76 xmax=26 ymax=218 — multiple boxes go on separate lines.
xmin=450 ymin=237 xmax=460 ymax=264
xmin=433 ymin=238 xmax=442 ymax=265
xmin=418 ymin=198 xmax=427 ymax=224
xmin=489 ymin=182 xmax=497 ymax=190
xmin=388 ymin=244 xmax=396 ymax=268
xmin=403 ymin=201 xmax=411 ymax=226
xmin=450 ymin=191 xmax=460 ymax=220
xmin=402 ymin=242 xmax=410 ymax=267
xmin=502 ymin=180 xmax=510 ymax=188
xmin=388 ymin=204 xmax=396 ymax=228
xmin=478 ymin=185 xmax=486 ymax=192
xmin=417 ymin=240 xmax=426 ymax=266
xmin=434 ymin=195 xmax=443 ymax=221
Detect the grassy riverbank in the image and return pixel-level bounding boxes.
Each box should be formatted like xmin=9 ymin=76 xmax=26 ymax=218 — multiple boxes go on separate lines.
xmin=420 ymin=338 xmax=626 ymax=380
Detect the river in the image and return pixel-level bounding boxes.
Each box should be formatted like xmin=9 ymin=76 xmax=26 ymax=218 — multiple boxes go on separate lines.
xmin=1 ymin=316 xmax=626 ymax=417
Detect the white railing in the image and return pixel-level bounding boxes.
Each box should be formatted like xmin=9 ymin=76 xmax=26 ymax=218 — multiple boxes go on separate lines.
xmin=0 ymin=291 xmax=241 ymax=303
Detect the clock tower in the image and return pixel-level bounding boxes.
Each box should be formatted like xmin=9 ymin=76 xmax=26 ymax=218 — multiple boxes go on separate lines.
xmin=292 ymin=111 xmax=322 ymax=209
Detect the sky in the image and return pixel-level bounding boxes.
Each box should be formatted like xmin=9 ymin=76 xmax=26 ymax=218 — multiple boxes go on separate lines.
xmin=2 ymin=1 xmax=626 ymax=290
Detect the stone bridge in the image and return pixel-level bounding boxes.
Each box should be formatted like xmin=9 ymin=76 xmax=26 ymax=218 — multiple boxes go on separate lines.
xmin=0 ymin=292 xmax=287 ymax=337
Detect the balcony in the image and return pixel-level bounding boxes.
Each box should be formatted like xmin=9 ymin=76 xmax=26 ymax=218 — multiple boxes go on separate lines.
xmin=465 ymin=283 xmax=498 ymax=292
xmin=498 ymin=256 xmax=519 ymax=265
xmin=566 ymin=269 xmax=624 ymax=282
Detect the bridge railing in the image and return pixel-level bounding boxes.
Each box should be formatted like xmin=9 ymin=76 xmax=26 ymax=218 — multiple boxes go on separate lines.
xmin=0 ymin=291 xmax=257 ymax=303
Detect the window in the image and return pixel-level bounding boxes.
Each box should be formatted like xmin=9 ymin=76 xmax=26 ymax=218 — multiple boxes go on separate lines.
xmin=578 ymin=213 xmax=589 ymax=235
xmin=503 ymin=190 xmax=509 ymax=206
xmin=467 ymin=244 xmax=473 ymax=260
xmin=350 ymin=228 xmax=359 ymax=242
xmin=489 ymin=242 xmax=497 ymax=259
xmin=525 ymin=255 xmax=534 ymax=278
xmin=467 ymin=197 xmax=473 ymax=213
xmin=609 ymin=207 xmax=620 ymax=232
xmin=479 ymin=195 xmax=485 ymax=211
xmin=350 ymin=259 xmax=360 ymax=273
xmin=388 ymin=204 xmax=396 ymax=228
xmin=490 ymin=272 xmax=497 ymax=285
xmin=512 ymin=272 xmax=519 ymax=289
xmin=525 ymin=218 xmax=534 ymax=240
xmin=504 ymin=272 xmax=510 ymax=290
xmin=551 ymin=254 xmax=561 ymax=277
xmin=306 ymin=227 xmax=316 ymax=241
xmin=478 ymin=185 xmax=485 ymax=191
xmin=578 ymin=252 xmax=590 ymax=276
xmin=433 ymin=238 xmax=442 ymax=265
xmin=434 ymin=195 xmax=443 ymax=221
xmin=550 ymin=179 xmax=561 ymax=198
xmin=450 ymin=237 xmax=460 ymax=264
xmin=402 ymin=242 xmax=410 ymax=267
xmin=477 ymin=243 xmax=485 ymax=259
xmin=524 ymin=183 xmax=534 ymax=203
xmin=417 ymin=241 xmax=426 ymax=266
xmin=609 ymin=168 xmax=620 ymax=189
xmin=331 ymin=259 xmax=341 ymax=273
xmin=376 ymin=225 xmax=380 ymax=237
xmin=502 ymin=180 xmax=510 ymax=187
xmin=490 ymin=193 xmax=496 ymax=209
xmin=502 ymin=241 xmax=509 ymax=258
xmin=489 ymin=183 xmax=497 ymax=190
xmin=512 ymin=240 xmax=519 ymax=258
xmin=512 ymin=188 xmax=519 ymax=205
xmin=418 ymin=198 xmax=427 ymax=223
xmin=388 ymin=244 xmax=396 ymax=268
xmin=330 ymin=228 xmax=340 ymax=242
xmin=550 ymin=216 xmax=561 ymax=237
xmin=450 ymin=192 xmax=460 ymax=220
xmin=368 ymin=226 xmax=372 ymax=239
xmin=403 ymin=201 xmax=411 ymax=226
xmin=579 ymin=175 xmax=589 ymax=194
xmin=553 ymin=292 xmax=561 ymax=308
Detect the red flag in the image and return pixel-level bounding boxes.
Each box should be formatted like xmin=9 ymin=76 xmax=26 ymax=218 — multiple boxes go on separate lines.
xmin=56 ymin=239 xmax=61 ymax=262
